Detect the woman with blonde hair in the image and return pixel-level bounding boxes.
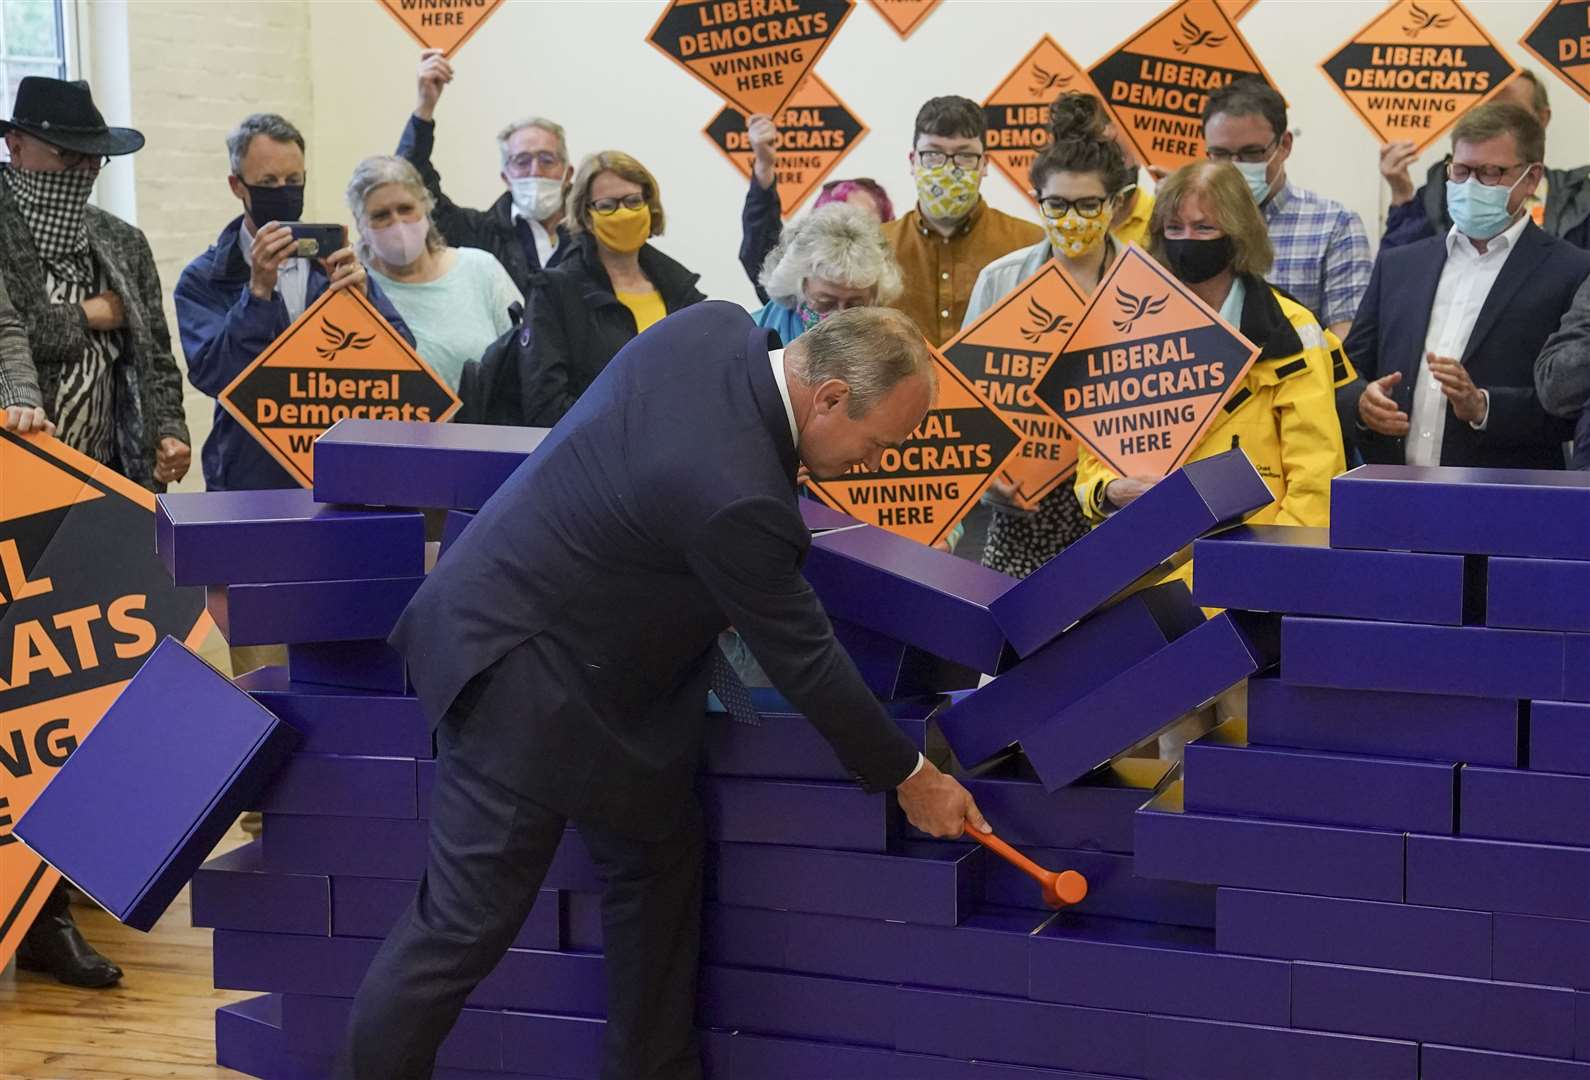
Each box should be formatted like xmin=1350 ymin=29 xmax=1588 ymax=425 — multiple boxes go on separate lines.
xmin=521 ymin=150 xmax=704 ymax=426
xmin=753 ymin=202 xmax=903 ymax=344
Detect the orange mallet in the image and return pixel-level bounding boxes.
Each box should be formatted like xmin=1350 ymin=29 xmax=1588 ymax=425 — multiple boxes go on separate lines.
xmin=965 ymin=824 xmax=1088 ymax=909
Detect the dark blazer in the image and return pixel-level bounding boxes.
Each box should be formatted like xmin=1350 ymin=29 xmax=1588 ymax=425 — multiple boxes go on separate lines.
xmin=1342 ymin=222 xmax=1590 ymax=470
xmin=392 ymin=301 xmax=919 ymax=832
xmin=521 ymin=234 xmax=705 ymax=427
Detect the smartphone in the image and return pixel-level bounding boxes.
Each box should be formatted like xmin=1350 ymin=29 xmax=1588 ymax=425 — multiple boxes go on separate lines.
xmin=287 ymin=223 xmax=347 ymax=259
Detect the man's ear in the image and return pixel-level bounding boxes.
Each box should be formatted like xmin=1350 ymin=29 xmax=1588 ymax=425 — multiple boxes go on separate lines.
xmin=813 ymin=377 xmax=850 ymax=416
xmin=227 ymin=174 xmax=248 ymax=202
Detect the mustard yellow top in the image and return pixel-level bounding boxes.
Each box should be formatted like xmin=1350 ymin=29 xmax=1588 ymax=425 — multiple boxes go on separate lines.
xmin=1112 ymin=187 xmax=1155 ymax=250
xmin=617 ymin=290 xmax=667 ymax=333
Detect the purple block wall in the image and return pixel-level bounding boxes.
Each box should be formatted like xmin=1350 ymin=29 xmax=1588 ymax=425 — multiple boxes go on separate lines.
xmin=312 ymin=418 xmax=551 ymax=510
xmin=500 ymin=1011 xmax=605 ymax=1075
xmin=1462 ymin=766 xmax=1590 ymax=846
xmin=1567 ymin=636 xmax=1590 ymax=703
xmin=287 ymin=639 xmax=408 ymax=693
xmin=1494 ymin=914 xmax=1590 ymax=991
xmin=719 ymin=1031 xmax=898 ymax=1080
xmin=261 ymin=813 xmax=426 ymax=878
xmin=330 ymin=874 xmax=560 ymax=950
xmin=1422 ymin=1045 xmax=1590 ymax=1080
xmin=698 ymin=966 xmax=895 ymax=1048
xmin=255 ymin=753 xmax=418 ymax=819
xmin=979 ymin=844 xmax=1216 ymax=927
xmin=1489 ymin=557 xmax=1590 ymax=631
xmin=280 ymin=993 xmax=503 ymax=1070
xmin=1407 ymin=834 xmax=1590 ymax=919
xmin=1533 ymin=702 xmax=1590 ymax=776
xmin=712 ymin=842 xmax=982 ymax=926
xmin=233 ymin=666 xmax=432 ymax=759
xmin=207 ymin=576 xmax=423 ymax=647
xmin=215 ymin=995 xmax=325 ymax=1080
xmin=701 ymin=777 xmax=892 ymax=851
xmin=190 ymin=842 xmax=330 ymax=937
xmin=953 ymin=757 xmax=1174 ymax=853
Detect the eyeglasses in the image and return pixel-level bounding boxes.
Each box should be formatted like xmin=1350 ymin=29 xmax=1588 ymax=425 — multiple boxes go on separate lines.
xmin=1446 ymin=159 xmax=1533 ymax=186
xmin=505 ymin=150 xmax=564 ymax=177
xmin=42 ymin=144 xmax=109 ymax=172
xmin=1206 ymin=138 xmax=1278 ymax=165
xmin=1037 ymin=195 xmax=1111 ymax=220
xmin=917 ymin=149 xmax=983 ymax=171
xmin=590 ymin=193 xmax=647 ymax=215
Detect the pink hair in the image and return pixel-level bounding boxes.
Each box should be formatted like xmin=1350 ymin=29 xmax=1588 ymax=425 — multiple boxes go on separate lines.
xmin=814 ymin=178 xmax=895 ymax=223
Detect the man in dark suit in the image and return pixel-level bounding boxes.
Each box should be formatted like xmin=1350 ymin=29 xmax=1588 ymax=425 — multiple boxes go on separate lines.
xmin=1345 ymin=102 xmax=1590 ymax=470
xmin=338 ymin=302 xmax=987 ymax=1080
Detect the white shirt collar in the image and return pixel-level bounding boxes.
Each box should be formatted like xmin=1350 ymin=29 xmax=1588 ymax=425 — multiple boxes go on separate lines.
xmin=768 ymin=348 xmax=798 ymax=447
xmin=1445 ymin=211 xmax=1530 ymax=259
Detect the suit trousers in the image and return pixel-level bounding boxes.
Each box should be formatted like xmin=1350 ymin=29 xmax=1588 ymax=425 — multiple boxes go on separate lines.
xmin=336 ymin=647 xmax=705 ymax=1080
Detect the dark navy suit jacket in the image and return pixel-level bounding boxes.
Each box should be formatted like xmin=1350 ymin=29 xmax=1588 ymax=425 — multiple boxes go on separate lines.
xmin=1343 ymin=222 xmax=1590 ymax=470
xmin=391 ymin=301 xmax=918 ymax=830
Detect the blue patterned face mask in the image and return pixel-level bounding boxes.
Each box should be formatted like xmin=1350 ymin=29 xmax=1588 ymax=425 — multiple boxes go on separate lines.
xmin=797 ymin=302 xmax=826 ymax=331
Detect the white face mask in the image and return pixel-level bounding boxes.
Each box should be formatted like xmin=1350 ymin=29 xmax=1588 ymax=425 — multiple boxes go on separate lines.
xmin=1235 ymin=156 xmax=1277 ymax=205
xmin=511 ymin=176 xmax=564 ymax=223
xmin=367 ymin=217 xmax=430 ymax=268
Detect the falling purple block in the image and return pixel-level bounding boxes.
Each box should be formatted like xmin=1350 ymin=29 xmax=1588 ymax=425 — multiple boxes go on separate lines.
xmin=500 ymin=1011 xmax=604 ymax=1076
xmin=1407 ymin=834 xmax=1590 ymax=919
xmin=1291 ymin=960 xmax=1576 ymax=1057
xmin=312 ymin=418 xmax=552 ymax=510
xmin=991 ymin=448 xmax=1273 ymax=657
xmin=701 ymin=777 xmax=892 ymax=851
xmin=254 ymin=752 xmax=418 ymax=819
xmin=1422 ymin=1044 xmax=1590 ymax=1080
xmin=288 ymin=638 xmax=408 ymax=693
xmin=937 ymin=582 xmax=1201 ymax=771
xmin=712 ymin=841 xmax=983 ymax=926
xmin=802 ymin=524 xmax=1014 ymax=673
xmin=156 ymin=487 xmax=424 ymax=586
xmin=699 ymin=966 xmax=895 ymax=1048
xmin=261 ymin=813 xmax=426 ymax=879
xmin=233 ymin=666 xmax=431 ymax=759
xmin=190 ymin=842 xmax=330 ymax=937
xmin=207 ymin=576 xmax=423 ymax=647
xmin=1022 ymin=612 xmax=1279 ymax=791
xmin=831 ymin=617 xmax=979 ymax=698
xmin=1192 ymin=524 xmax=1468 ymax=623
xmin=1489 ymin=558 xmax=1590 ymax=631
xmin=1494 ymin=913 xmax=1590 ymax=990
xmin=1216 ymin=887 xmax=1490 ymax=979
xmin=1135 ymin=781 xmax=1406 ymax=902
xmin=1331 ymin=464 xmax=1590 ymax=560
xmin=1281 ymin=616 xmax=1565 ymax=700
xmin=952 ymin=757 xmax=1175 ymax=853
xmin=14 ymin=637 xmax=298 ymax=932
xmin=1462 ymin=766 xmax=1590 ymax=846
xmin=280 ymin=993 xmax=504 ymax=1071
xmin=1533 ymin=702 xmax=1590 ymax=777
xmin=331 ymin=875 xmax=561 ymax=950
xmin=215 ymin=995 xmax=325 ymax=1080
xmin=704 ymin=691 xmax=940 ymax=780
xmin=799 ymin=497 xmax=865 ymax=533
xmin=1246 ymin=676 xmax=1518 ymax=766
xmin=1027 ymin=914 xmax=1290 ymax=1026
xmin=1183 ymin=719 xmax=1456 ymax=833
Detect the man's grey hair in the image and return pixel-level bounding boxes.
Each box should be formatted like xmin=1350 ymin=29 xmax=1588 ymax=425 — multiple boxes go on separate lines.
xmin=227 ymin=113 xmax=304 ymax=176
xmin=344 ymin=155 xmax=445 ymax=260
xmin=789 ymin=307 xmax=937 ymax=418
xmin=498 ymin=116 xmax=569 ymax=167
xmin=759 ymin=203 xmax=904 ymax=310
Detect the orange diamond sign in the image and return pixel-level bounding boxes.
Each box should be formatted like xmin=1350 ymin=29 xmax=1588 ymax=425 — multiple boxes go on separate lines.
xmin=375 ymin=0 xmax=505 ymax=58
xmin=704 ymin=74 xmax=868 ymax=219
xmin=1090 ymin=0 xmax=1276 ymax=174
xmin=940 ymin=261 xmax=1088 ymax=510
xmin=1521 ymin=0 xmax=1590 ymax=106
xmin=1033 ymin=245 xmax=1259 ymax=479
xmin=649 ymin=0 xmax=855 ymax=117
xmin=1322 ymin=0 xmax=1517 ymax=154
xmin=805 ymin=346 xmax=1024 ymax=547
xmin=867 ymin=0 xmax=941 ymax=38
xmin=983 ymin=36 xmax=1097 ymax=211
xmin=1218 ymin=0 xmax=1259 ymax=19
xmin=218 ymin=288 xmax=460 ymax=488
xmin=0 ymin=431 xmax=209 ymax=968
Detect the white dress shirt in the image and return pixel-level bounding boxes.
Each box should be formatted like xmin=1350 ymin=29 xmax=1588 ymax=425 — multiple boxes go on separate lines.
xmin=1403 ymin=214 xmax=1526 ymax=465
xmin=512 ymin=206 xmax=560 ymax=268
xmin=237 ymin=219 xmax=309 ymax=320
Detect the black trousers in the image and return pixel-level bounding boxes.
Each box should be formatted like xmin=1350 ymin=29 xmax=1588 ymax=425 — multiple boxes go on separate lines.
xmin=337 ymin=656 xmax=705 ymax=1080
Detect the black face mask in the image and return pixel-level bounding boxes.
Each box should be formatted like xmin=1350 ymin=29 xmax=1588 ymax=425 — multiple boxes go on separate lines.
xmin=243 ymin=182 xmax=305 ymax=226
xmin=1162 ymin=236 xmax=1234 ymax=285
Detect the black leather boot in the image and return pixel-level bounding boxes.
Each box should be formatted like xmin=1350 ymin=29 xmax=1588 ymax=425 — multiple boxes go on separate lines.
xmin=15 ymin=904 xmax=123 ymax=989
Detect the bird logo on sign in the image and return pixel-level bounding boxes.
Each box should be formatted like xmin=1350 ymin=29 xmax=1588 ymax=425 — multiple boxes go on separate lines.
xmin=1402 ymin=3 xmax=1454 ymax=37
xmin=1027 ymin=65 xmax=1073 ymax=97
xmin=1172 ymin=15 xmax=1227 ymax=55
xmin=1112 ymin=288 xmax=1168 ymax=333
xmin=1021 ymin=297 xmax=1074 ymax=343
xmin=315 ymin=318 xmax=376 ymax=360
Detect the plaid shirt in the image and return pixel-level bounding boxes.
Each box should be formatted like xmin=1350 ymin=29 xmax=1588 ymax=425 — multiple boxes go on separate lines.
xmin=1263 ymin=181 xmax=1372 ymax=330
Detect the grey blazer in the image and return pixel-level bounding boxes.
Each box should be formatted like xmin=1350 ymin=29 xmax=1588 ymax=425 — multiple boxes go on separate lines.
xmin=0 ymin=271 xmax=35 ymax=411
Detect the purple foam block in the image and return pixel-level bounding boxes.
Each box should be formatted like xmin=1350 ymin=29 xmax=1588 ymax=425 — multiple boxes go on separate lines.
xmin=1217 ymin=887 xmax=1489 ymax=978
xmin=702 ymin=777 xmax=891 ymax=851
xmin=1292 ymin=960 xmax=1576 ymax=1057
xmin=233 ymin=666 xmax=431 ymax=759
xmin=215 ymin=995 xmax=325 ymax=1080
xmin=937 ymin=582 xmax=1201 ymax=772
xmin=1246 ymin=676 xmax=1517 ymax=766
xmin=1192 ymin=524 xmax=1467 ymax=623
xmin=1022 ymin=612 xmax=1279 ymax=791
xmin=703 ymin=904 xmax=792 ymax=970
xmin=213 ymin=929 xmax=377 ymax=997
xmin=261 ymin=813 xmax=426 ymax=878
xmin=1423 ymin=1044 xmax=1590 ymax=1080
xmin=156 ymin=487 xmax=423 ymax=586
xmin=473 ymin=947 xmax=607 ymax=1013
xmin=1135 ymin=781 xmax=1406 ymax=902
xmin=895 ymin=987 xmax=1417 ymax=1079
xmin=288 ymin=638 xmax=408 ymax=693
xmin=1490 ymin=558 xmax=1590 ymax=631
xmin=280 ymin=993 xmax=504 ymax=1071
xmin=500 ymin=1011 xmax=604 ymax=1075
xmin=1281 ymin=616 xmax=1565 ymax=700
xmin=722 ymin=1031 xmax=898 ymax=1080
xmin=712 ymin=841 xmax=982 ymax=926
xmin=886 ymin=1054 xmax=1139 ymax=1079
xmin=1494 ymin=914 xmax=1590 ymax=990
xmin=799 ymin=497 xmax=865 ymax=533
xmin=563 ymin=891 xmax=603 ymax=952
xmin=1331 ymin=464 xmax=1590 ymax=560
xmin=1462 ymin=766 xmax=1590 ymax=846
xmin=1581 ymin=991 xmax=1590 ymax=1060
xmin=704 ymin=691 xmax=939 ymax=780
xmin=332 ymin=875 xmax=561 ymax=950
xmin=14 ymin=637 xmax=298 ymax=931
xmin=831 ymin=617 xmax=979 ymax=698
xmin=803 ymin=524 xmax=1013 ymax=673
xmin=1028 ymin=914 xmax=1290 ymax=1025
xmin=1566 ymin=636 xmax=1590 ymax=703
xmin=699 ymin=966 xmax=895 ymax=1048
xmin=1407 ymin=834 xmax=1590 ymax=919
xmin=255 ymin=752 xmax=418 ymax=819
xmin=954 ymin=757 xmax=1175 ymax=853
xmin=313 ymin=418 xmax=552 ymax=510
xmin=1533 ymin=702 xmax=1590 ymax=776
xmin=991 ymin=448 xmax=1272 ymax=657
xmin=417 ymin=758 xmax=435 ymax=814
xmin=190 ymin=841 xmax=330 ymax=936
xmin=207 ymin=575 xmax=423 ymax=647
xmin=979 ymin=844 xmax=1216 ymax=927
xmin=1184 ymin=718 xmax=1456 ymax=833
xmin=439 ymin=509 xmax=475 ymax=560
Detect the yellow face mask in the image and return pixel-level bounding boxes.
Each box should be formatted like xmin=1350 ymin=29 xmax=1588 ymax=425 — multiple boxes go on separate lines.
xmin=1043 ymin=208 xmax=1111 ymax=259
xmin=591 ymin=204 xmax=651 ymax=254
xmin=914 ymin=163 xmax=980 ymax=221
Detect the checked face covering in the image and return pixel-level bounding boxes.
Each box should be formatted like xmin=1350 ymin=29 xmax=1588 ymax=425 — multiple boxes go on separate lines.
xmin=913 ymin=162 xmax=980 ymax=222
xmin=3 ymin=164 xmax=96 ymax=265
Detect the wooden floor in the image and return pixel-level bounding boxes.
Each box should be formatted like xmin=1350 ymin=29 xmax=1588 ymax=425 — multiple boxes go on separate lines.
xmin=0 ymin=828 xmax=253 ymax=1080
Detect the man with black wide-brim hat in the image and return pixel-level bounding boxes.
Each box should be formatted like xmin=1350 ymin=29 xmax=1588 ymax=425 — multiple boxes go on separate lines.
xmin=0 ymin=77 xmax=192 ymax=990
